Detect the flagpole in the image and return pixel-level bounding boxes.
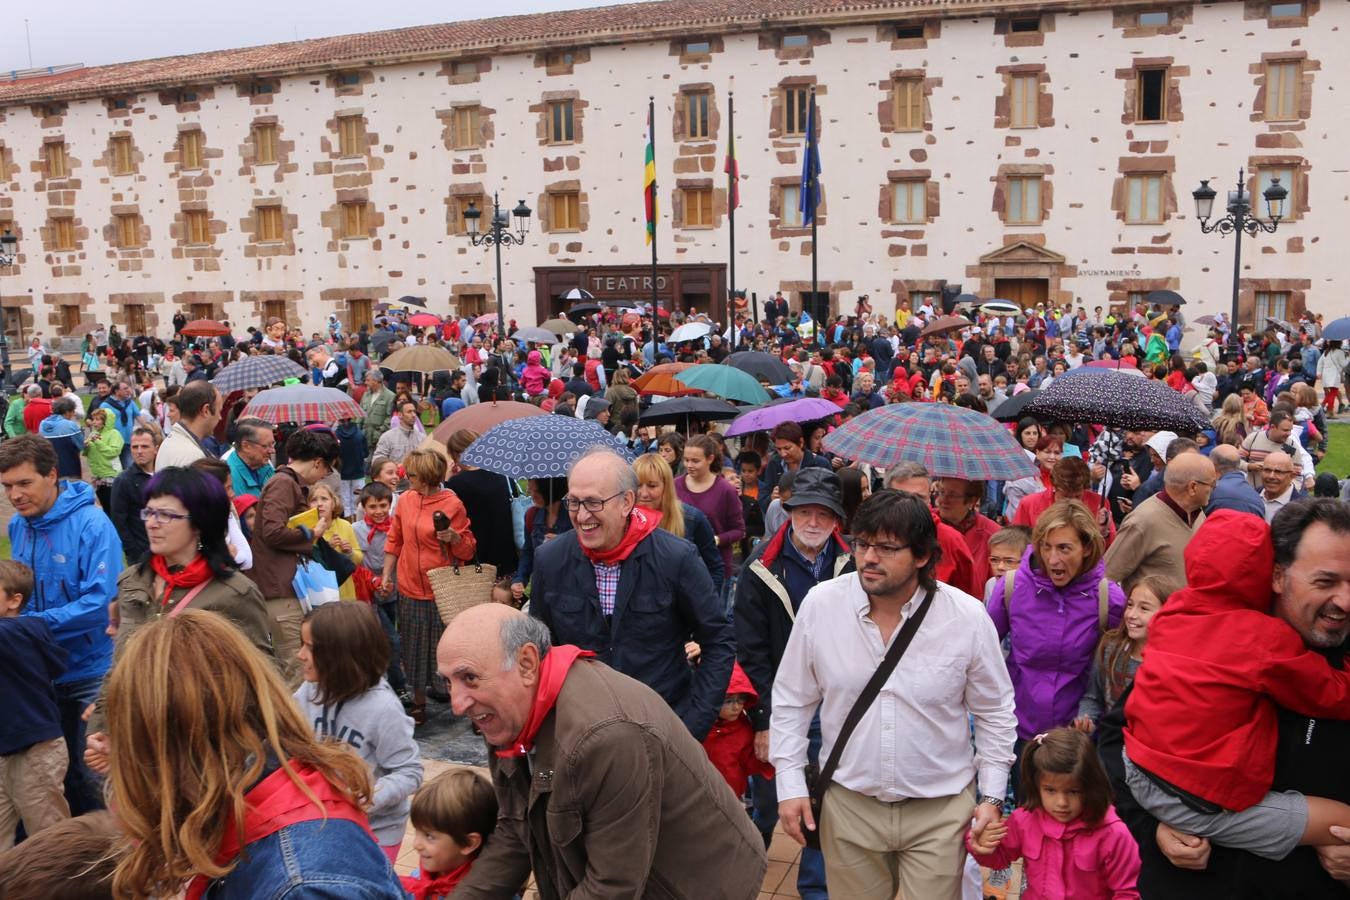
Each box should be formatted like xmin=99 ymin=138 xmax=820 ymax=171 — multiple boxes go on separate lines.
xmin=809 ymin=86 xmax=819 ymax=345
xmin=727 ymin=88 xmax=736 ymax=328
xmin=649 ymin=96 xmax=660 ymax=333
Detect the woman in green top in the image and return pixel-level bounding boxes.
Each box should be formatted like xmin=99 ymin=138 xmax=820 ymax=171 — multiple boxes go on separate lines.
xmin=84 ymin=407 xmax=125 ymax=512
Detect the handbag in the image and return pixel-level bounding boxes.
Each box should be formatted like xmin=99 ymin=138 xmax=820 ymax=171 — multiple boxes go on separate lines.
xmin=427 ymin=556 xmax=497 ymax=626
xmin=293 ymin=558 xmax=342 ymax=613
xmin=800 ymin=586 xmax=935 ymax=851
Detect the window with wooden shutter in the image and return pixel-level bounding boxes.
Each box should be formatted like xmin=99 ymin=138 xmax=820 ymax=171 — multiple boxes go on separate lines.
xmin=348 ymin=299 xmax=373 ymax=331
xmin=457 ymin=294 xmax=488 ymax=317
xmin=338 ymin=116 xmax=363 ymax=157
xmin=262 ymin=299 xmax=286 ymax=322
xmin=117 ymin=214 xmax=143 ymax=248
xmin=180 ymin=130 xmax=204 ymax=169
xmin=1006 ymin=176 xmax=1042 ymax=224
xmin=683 ymin=188 xmax=713 ymax=227
xmin=60 ymin=306 xmax=80 ymax=333
xmin=894 ymin=78 xmax=923 ymax=131
xmin=685 ymin=92 xmax=710 ymax=140
xmin=185 ymin=210 xmax=210 ymax=244
xmin=1010 ymin=75 xmax=1038 ymax=128
xmin=53 ymin=217 xmax=75 ymax=251
xmin=783 ymin=87 xmax=809 ymax=136
xmin=112 ymin=136 xmax=134 ymax=175
xmin=452 ymin=106 xmax=480 ymax=149
xmin=1125 ymin=174 xmax=1165 ymax=224
xmin=341 ymin=201 xmax=368 ymax=238
xmin=191 ymin=303 xmax=216 ymax=321
xmin=1136 ymin=68 xmax=1168 ymax=122
xmin=781 ymin=185 xmax=803 ymax=227
xmin=47 ymin=142 xmax=68 ymax=179
xmin=1255 ymin=291 xmax=1289 ymax=323
xmin=890 ymin=180 xmax=927 ymax=223
xmin=126 ymin=305 xmax=146 ymax=336
xmin=257 ymin=206 xmax=283 ymax=242
xmin=254 ymin=123 xmax=278 ymax=164
xmin=549 ymin=192 xmax=580 ymax=230
xmin=1266 ymin=61 xmax=1300 ymax=121
xmin=548 ymin=101 xmax=574 ymax=144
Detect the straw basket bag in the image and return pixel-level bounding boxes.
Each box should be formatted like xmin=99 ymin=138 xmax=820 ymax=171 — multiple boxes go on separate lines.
xmin=428 ymin=559 xmax=497 ymax=626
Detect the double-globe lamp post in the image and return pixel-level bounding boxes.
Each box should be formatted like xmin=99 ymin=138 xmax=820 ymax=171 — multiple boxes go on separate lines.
xmin=1192 ymin=168 xmax=1287 ymax=353
xmin=463 ymin=192 xmax=531 ymax=339
xmin=0 ymin=228 xmax=15 ymax=377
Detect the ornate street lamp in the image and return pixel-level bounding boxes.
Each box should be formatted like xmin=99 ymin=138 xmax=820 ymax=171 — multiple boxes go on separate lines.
xmin=1193 ymin=168 xmax=1287 ymax=351
xmin=463 ymin=192 xmax=531 ymax=337
xmin=0 ymin=228 xmax=16 ymax=377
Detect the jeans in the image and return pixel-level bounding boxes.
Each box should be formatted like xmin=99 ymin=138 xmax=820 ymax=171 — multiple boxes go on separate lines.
xmin=55 ymin=676 xmax=105 ymax=815
xmin=377 ymin=599 xmax=407 ymax=693
xmin=752 ymin=714 xmax=827 ymax=900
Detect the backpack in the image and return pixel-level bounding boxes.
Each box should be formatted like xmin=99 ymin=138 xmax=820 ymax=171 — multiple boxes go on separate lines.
xmin=1003 ymin=571 xmax=1112 ymax=633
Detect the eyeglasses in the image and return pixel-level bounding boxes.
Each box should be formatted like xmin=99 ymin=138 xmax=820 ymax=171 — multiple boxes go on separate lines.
xmin=852 ymin=539 xmax=911 ymax=558
xmin=562 ymin=492 xmax=627 ymax=513
xmin=1190 ymin=479 xmax=1216 ymax=488
xmin=1263 ymin=469 xmax=1295 ymax=476
xmin=141 ymin=508 xmax=191 ymax=524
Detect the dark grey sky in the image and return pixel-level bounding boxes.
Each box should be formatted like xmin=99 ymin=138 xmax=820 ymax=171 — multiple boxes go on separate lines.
xmin=3 ymin=0 xmax=619 ymax=70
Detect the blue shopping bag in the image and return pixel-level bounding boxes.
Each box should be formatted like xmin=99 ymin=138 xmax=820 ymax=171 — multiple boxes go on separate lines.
xmin=293 ymin=559 xmax=341 ymax=613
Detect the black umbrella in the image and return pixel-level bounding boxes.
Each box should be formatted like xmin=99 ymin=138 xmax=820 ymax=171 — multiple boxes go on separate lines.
xmin=397 ymin=295 xmax=429 ymax=309
xmin=727 ymin=351 xmax=793 ymax=384
xmin=639 ymin=397 xmax=740 ymax=434
xmin=991 ymin=389 xmax=1041 ymax=423
xmin=1145 ymin=289 xmax=1185 ymax=307
xmin=561 ymin=287 xmax=596 ymax=301
xmin=566 ymin=303 xmax=602 ymax=322
xmin=1026 ymin=370 xmax=1210 ymax=432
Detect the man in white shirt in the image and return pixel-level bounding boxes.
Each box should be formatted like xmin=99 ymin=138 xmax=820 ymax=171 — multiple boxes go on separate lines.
xmin=772 ymin=489 xmax=1016 ymax=900
xmin=1259 ymin=450 xmax=1303 ymax=523
xmin=373 ymin=398 xmax=420 ymax=463
xmin=155 ymin=381 xmax=220 ymax=471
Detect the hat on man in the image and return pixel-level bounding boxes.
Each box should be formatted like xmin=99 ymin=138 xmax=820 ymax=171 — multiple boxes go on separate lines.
xmin=782 ymin=468 xmax=845 ymax=519
xmin=1145 ymin=431 xmax=1178 ymax=459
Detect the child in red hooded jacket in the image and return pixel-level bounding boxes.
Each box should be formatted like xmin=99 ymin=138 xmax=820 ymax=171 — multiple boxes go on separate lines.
xmin=1123 ymin=509 xmax=1350 ymax=861
xmin=703 ymin=661 xmax=774 ymax=797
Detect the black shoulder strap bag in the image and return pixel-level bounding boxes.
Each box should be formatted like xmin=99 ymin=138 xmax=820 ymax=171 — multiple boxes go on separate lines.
xmin=801 ymin=585 xmax=936 ymax=850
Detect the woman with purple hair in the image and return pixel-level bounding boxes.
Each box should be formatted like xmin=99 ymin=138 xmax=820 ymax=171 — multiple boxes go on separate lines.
xmin=83 ymin=466 xmax=271 ymax=761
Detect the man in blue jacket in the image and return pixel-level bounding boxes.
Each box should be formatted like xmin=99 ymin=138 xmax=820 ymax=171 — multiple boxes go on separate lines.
xmin=1206 ymin=444 xmax=1265 ymax=518
xmin=1 ymin=434 xmax=123 ymax=814
xmin=530 ymin=447 xmax=734 ymax=740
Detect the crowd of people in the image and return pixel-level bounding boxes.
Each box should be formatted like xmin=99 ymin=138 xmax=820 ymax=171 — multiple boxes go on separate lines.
xmin=0 ymin=296 xmax=1347 ymax=899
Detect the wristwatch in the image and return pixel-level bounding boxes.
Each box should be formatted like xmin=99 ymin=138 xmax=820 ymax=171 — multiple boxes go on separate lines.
xmin=979 ymin=795 xmax=1004 ymax=808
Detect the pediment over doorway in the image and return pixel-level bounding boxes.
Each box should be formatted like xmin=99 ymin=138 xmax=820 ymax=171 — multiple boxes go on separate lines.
xmin=978 ymin=241 xmax=1067 ymax=266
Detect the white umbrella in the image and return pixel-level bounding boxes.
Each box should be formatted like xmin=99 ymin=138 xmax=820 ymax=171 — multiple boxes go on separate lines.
xmin=561 ymin=287 xmax=595 ymax=301
xmin=669 ymin=321 xmax=712 ymax=342
xmin=980 ymin=300 xmax=1020 ymax=316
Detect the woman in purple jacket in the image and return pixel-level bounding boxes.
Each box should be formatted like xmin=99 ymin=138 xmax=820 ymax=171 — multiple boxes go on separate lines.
xmin=675 ymin=435 xmax=744 ymax=599
xmin=986 ymin=499 xmax=1126 ymax=793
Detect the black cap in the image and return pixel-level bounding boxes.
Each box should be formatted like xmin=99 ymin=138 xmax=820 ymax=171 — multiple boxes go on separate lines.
xmin=782 ymin=468 xmax=845 ymax=519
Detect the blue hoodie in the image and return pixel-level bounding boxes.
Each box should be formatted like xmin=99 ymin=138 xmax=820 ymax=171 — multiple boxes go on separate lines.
xmin=12 ymin=480 xmax=122 ymax=684
xmin=39 ymin=413 xmax=85 ymax=480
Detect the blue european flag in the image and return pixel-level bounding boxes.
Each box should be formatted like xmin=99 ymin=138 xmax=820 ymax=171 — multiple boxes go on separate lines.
xmin=799 ymin=89 xmax=822 ymax=227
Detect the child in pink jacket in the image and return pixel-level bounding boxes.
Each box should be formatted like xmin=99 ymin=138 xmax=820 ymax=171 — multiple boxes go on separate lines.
xmin=968 ymin=728 xmax=1141 ymax=899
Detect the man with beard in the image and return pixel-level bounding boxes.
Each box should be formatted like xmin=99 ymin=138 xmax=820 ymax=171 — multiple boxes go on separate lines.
xmin=735 ymin=469 xmax=853 ymax=900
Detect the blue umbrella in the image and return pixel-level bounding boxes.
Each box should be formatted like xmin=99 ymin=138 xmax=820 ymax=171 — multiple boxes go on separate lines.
xmin=1322 ymin=317 xmax=1350 ymax=342
xmin=461 ymin=416 xmax=632 ymax=478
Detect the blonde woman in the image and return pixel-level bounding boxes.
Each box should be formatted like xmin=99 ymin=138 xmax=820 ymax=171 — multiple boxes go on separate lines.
xmin=1212 ymin=393 xmax=1249 ymax=448
xmin=98 ymin=611 xmax=404 ymax=899
xmin=632 ymin=452 xmax=724 ymax=593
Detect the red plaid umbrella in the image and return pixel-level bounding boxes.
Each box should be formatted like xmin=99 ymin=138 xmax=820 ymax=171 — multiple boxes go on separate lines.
xmin=241 ymin=385 xmax=363 ymax=425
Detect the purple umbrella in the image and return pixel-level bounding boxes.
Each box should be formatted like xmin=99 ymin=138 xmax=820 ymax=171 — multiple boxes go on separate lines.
xmin=724 ymin=397 xmax=842 ymax=437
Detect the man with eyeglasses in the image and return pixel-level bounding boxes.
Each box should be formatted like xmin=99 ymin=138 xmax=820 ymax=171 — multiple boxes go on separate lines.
xmin=771 ymin=490 xmax=1016 ymax=900
xmin=225 ymin=418 xmax=277 ymax=499
xmin=1105 ymin=450 xmax=1214 ymax=590
xmin=1258 ymin=450 xmax=1305 ymax=523
xmin=0 ymin=434 xmax=122 ymax=816
xmin=530 ymin=447 xmax=734 ymax=741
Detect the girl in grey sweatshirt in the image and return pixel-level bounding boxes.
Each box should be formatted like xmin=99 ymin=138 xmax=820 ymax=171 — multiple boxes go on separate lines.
xmin=295 ymin=603 xmax=423 ymax=857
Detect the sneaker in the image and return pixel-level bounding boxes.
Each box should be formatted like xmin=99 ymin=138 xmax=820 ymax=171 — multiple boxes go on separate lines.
xmin=397 ymin=690 xmax=416 ymax=711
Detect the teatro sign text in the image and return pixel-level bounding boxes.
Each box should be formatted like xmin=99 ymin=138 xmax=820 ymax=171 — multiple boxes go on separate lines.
xmin=590 ymin=274 xmax=670 ymax=294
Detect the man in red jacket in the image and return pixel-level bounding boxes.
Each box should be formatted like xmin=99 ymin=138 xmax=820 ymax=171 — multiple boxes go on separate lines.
xmin=20 ymin=386 xmax=50 ymax=435
xmin=887 ymin=463 xmax=979 ymax=597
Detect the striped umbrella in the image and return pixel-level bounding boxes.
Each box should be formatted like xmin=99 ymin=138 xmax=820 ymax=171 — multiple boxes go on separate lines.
xmin=211 ymin=354 xmax=308 ymax=393
xmin=822 ymin=403 xmax=1038 ymax=480
xmin=240 ymin=385 xmax=363 ymax=425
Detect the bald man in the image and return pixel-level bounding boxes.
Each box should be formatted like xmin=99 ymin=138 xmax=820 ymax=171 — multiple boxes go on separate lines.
xmin=1206 ymin=444 xmax=1264 ymax=518
xmin=1258 ymin=450 xmax=1304 ymax=523
xmin=1105 ymin=451 xmax=1214 ymax=588
xmin=439 ymin=604 xmax=766 ymax=900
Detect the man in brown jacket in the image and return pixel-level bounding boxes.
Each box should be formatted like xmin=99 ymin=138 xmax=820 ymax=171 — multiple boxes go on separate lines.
xmin=440 ymin=604 xmax=767 ymax=900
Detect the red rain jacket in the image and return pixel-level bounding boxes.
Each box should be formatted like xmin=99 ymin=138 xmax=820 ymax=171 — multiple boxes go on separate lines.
xmin=703 ymin=661 xmax=774 ymax=796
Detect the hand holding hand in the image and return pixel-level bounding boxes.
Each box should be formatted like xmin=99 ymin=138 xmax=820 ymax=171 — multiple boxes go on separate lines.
xmin=969 ymin=820 xmax=1007 ymax=855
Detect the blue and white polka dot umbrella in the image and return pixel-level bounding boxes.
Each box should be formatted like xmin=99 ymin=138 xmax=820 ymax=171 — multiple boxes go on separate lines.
xmin=460 ymin=416 xmax=634 ymax=478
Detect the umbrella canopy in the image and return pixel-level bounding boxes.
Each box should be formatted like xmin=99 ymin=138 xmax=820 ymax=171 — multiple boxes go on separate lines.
xmin=211 ymin=354 xmax=308 ymax=393
xmin=638 ymin=397 xmax=740 ymax=430
xmin=1083 ymin=358 xmax=1144 ymax=373
xmin=1265 ymin=316 xmax=1296 ymax=334
xmin=727 ymin=351 xmax=793 ymax=384
xmin=377 ymin=345 xmax=462 ymax=374
xmin=991 ymin=388 xmax=1041 ymax=423
xmin=370 ymin=331 xmax=398 ymax=356
xmin=1192 ymin=315 xmax=1218 ymax=327
xmin=561 ymin=287 xmax=595 ymax=301
xmin=674 ymin=364 xmax=771 ymax=405
xmin=397 ymin=295 xmax=429 ymax=309
xmin=470 ymin=313 xmax=498 ymax=328
xmin=953 ymin=293 xmax=981 ymax=307
xmin=920 ymin=315 xmax=973 ymax=337
xmin=669 ymin=321 xmax=713 ymax=343
xmin=634 ymin=363 xmax=702 ymax=397
xmin=725 ymin=397 xmax=843 ymax=438
xmin=430 ymin=401 xmax=545 ymax=446
xmin=406 ymin=313 xmax=442 ymax=328
xmin=1322 ymin=317 xmax=1350 ymax=342
xmin=1026 ymin=370 xmax=1210 ymax=432
xmin=461 ymin=416 xmax=633 ymax=478
xmin=822 ymin=403 xmax=1038 ymax=481
xmin=511 ymin=327 xmax=561 ymax=345
xmin=180 ymin=319 xmax=231 ymax=338
xmin=1146 ymin=289 xmax=1186 ymax=307
xmin=980 ymin=300 xmax=1020 ymax=316
xmin=539 ymin=318 xmax=575 ymax=336
xmin=566 ymin=303 xmax=602 ymax=321
xmin=241 ymin=385 xmax=363 ymax=425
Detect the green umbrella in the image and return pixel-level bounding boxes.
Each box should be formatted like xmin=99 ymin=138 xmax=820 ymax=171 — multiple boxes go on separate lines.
xmin=674 ymin=364 xmax=772 ymax=405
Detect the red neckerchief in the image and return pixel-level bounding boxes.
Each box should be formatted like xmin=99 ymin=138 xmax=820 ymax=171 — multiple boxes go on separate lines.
xmin=150 ymin=554 xmax=213 ymax=614
xmin=495 ymin=646 xmax=596 ymax=758
xmin=579 ymin=507 xmax=661 ymax=565
xmin=364 ymin=515 xmax=392 ymax=535
xmin=184 ymin=762 xmax=372 ymax=900
xmin=401 ymin=862 xmax=474 ymax=900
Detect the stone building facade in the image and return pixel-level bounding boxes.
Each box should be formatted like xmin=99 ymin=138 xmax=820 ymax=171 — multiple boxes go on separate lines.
xmin=0 ymin=0 xmax=1342 ymax=341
